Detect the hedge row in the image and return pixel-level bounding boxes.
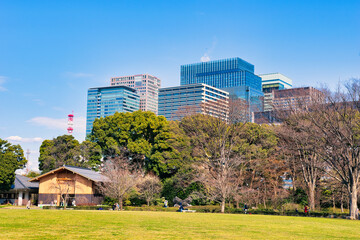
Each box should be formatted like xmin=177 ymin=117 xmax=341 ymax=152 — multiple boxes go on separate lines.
xmin=124 ymin=206 xmax=350 ymax=218
xmin=42 ymin=205 xmax=111 ymax=210
xmin=41 ymin=205 xmax=350 ymax=219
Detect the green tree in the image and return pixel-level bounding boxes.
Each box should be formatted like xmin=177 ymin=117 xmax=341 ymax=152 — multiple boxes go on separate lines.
xmin=75 ymin=140 xmax=102 ymax=171
xmin=39 ymin=135 xmax=80 ymax=173
xmin=149 ymin=121 xmax=193 ymax=178
xmin=25 ymin=171 xmax=41 ymax=178
xmin=238 ymin=123 xmax=283 ymax=208
xmin=39 ymin=135 xmax=102 ymax=173
xmin=0 ymin=138 xmax=26 ymax=191
xmin=90 ymin=111 xmax=184 ymax=177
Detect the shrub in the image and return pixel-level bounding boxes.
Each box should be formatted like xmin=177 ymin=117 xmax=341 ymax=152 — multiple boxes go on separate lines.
xmin=42 ymin=205 xmax=111 ymax=210
xmin=281 ymin=203 xmax=302 ymax=211
xmin=124 ymin=206 xmax=176 ymax=212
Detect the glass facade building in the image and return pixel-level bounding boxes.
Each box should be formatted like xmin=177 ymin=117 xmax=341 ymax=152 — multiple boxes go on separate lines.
xmin=86 ymin=85 xmax=140 ymax=135
xmin=260 ymin=73 xmax=292 ymax=112
xmin=180 ymin=58 xmax=263 ymax=120
xmin=158 ymin=83 xmax=229 ymax=121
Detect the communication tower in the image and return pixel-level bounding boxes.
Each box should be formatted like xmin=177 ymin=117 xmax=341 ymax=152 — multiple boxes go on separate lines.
xmin=26 ymin=149 xmax=30 ymax=174
xmin=67 ymin=111 xmax=74 ymax=134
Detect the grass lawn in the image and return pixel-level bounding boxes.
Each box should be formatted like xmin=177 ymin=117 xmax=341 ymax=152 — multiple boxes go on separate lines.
xmin=0 ymin=209 xmax=359 ymax=239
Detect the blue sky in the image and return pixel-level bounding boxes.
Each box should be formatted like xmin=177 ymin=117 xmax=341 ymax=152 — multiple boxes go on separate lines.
xmin=0 ymin=0 xmax=359 ymax=171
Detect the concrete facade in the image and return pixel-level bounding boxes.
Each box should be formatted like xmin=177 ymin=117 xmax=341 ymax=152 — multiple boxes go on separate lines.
xmin=159 ymin=83 xmax=229 ymax=121
xmin=111 ymin=74 xmax=161 ymax=114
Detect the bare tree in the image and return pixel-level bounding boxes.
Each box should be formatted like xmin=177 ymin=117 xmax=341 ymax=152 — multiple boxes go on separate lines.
xmin=137 ymin=174 xmax=162 ymax=206
xmin=273 ymin=87 xmax=327 ymax=211
xmin=277 ymin=115 xmax=325 ymax=210
xmin=98 ymin=155 xmax=143 ymax=210
xmin=303 ymin=79 xmax=360 ymax=219
xmin=180 ymin=112 xmax=246 ymax=213
xmin=50 ymin=177 xmax=74 ymax=209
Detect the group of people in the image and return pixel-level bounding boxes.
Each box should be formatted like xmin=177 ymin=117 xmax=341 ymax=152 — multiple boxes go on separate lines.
xmin=112 ymin=203 xmax=120 ymax=210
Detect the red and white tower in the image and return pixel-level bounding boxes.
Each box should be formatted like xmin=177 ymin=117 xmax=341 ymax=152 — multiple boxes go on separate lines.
xmin=67 ymin=111 xmax=74 ymax=134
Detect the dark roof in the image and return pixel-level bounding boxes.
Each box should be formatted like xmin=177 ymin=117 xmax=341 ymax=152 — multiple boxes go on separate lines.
xmin=64 ymin=166 xmax=105 ymax=182
xmin=29 ymin=165 xmax=106 ymax=182
xmin=13 ymin=175 xmax=39 ymax=190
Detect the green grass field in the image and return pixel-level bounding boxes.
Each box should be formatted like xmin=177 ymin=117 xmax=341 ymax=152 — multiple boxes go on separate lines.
xmin=0 ymin=209 xmax=359 ymax=239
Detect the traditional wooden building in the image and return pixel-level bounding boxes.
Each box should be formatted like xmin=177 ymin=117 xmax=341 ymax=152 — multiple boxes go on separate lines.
xmin=0 ymin=174 xmax=39 ymax=206
xmin=29 ymin=165 xmax=105 ymax=206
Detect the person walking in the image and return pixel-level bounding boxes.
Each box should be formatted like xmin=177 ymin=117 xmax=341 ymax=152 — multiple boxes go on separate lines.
xmin=244 ymin=203 xmax=249 ymax=214
xmin=26 ymin=200 xmax=31 ymax=210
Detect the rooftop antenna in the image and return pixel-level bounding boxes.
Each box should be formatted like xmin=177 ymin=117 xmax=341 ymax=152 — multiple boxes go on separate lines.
xmin=67 ymin=111 xmax=74 ymax=134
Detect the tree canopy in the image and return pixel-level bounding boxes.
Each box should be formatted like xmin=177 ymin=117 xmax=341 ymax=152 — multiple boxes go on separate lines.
xmin=90 ymin=110 xmax=187 ymax=177
xmin=0 ymin=138 xmax=26 ymax=191
xmin=39 ymin=135 xmax=102 ymax=173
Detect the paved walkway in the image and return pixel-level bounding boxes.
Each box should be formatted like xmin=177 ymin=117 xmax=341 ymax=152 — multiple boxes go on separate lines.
xmin=1 ymin=206 xmax=42 ymax=210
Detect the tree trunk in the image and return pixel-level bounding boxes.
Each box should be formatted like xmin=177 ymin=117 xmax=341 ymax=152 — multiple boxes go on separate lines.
xmin=292 ymin=177 xmax=297 ymax=192
xmin=263 ymin=183 xmax=267 ymax=208
xmin=341 ymin=187 xmax=344 ymax=213
xmin=119 ymin=197 xmax=123 ymax=210
xmin=249 ymin=171 xmax=255 ymax=189
xmin=221 ymin=199 xmax=225 ymax=213
xmin=349 ymin=182 xmax=358 ymax=220
xmin=273 ymin=185 xmax=277 ymax=199
xmin=235 ymin=199 xmax=239 ymax=209
xmin=147 ymin=200 xmax=150 ymax=206
xmin=308 ymin=183 xmax=316 ymax=211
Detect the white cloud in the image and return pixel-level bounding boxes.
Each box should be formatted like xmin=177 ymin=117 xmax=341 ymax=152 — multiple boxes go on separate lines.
xmin=27 ymin=116 xmax=86 ymax=133
xmin=6 ymin=136 xmax=43 ymax=143
xmin=201 ymin=54 xmax=211 ymax=62
xmin=0 ymin=76 xmax=8 ymax=91
xmin=65 ymin=72 xmax=93 ymax=78
xmin=200 ymin=37 xmax=218 ymax=63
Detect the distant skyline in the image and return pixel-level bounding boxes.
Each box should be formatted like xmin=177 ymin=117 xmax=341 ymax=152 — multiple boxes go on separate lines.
xmin=0 ymin=0 xmax=359 ymax=171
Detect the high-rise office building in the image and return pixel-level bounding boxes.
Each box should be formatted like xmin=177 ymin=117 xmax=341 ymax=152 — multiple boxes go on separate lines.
xmin=272 ymin=87 xmax=323 ymax=111
xmin=260 ymin=73 xmax=292 ymax=112
xmin=180 ymin=58 xmax=263 ymax=119
xmin=253 ymin=87 xmax=322 ymax=124
xmin=111 ymin=74 xmax=160 ymax=114
xmin=86 ymin=86 xmax=140 ymax=135
xmin=158 ymin=83 xmax=229 ymax=121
